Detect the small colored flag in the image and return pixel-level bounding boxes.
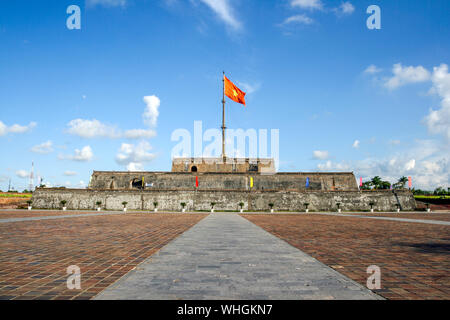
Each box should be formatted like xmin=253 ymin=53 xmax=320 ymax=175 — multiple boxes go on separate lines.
xmin=224 ymin=76 xmax=246 ymax=106
xmin=306 ymin=177 xmax=310 ymax=188
xmin=250 ymin=177 xmax=253 ymax=188
xmin=195 ymin=176 xmax=199 ymax=188
xmin=142 ymin=176 xmax=144 ymax=187
xmin=408 ymin=176 xmax=412 ymax=188
xmin=360 ymin=177 xmax=363 ymax=187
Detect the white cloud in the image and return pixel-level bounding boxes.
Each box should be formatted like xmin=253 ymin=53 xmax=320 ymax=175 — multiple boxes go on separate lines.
xmin=281 ymin=14 xmax=314 ymax=25
xmin=424 ymin=64 xmax=450 ymax=142
xmin=59 ymin=146 xmax=94 ymax=162
xmin=0 ymin=122 xmax=5 ymax=136
xmin=236 ymin=81 xmax=261 ymax=94
xmin=364 ymin=64 xmax=382 ymax=74
xmin=142 ymin=95 xmax=161 ymax=127
xmin=389 ymin=139 xmax=401 ymax=145
xmin=335 ymin=2 xmax=355 ymax=15
xmin=385 ymin=63 xmax=431 ymax=89
xmin=316 ymin=140 xmax=449 ymax=190
xmin=291 ymin=0 xmax=323 ymax=10
xmin=368 ymin=62 xmax=449 ymax=143
xmin=115 ymin=141 xmax=156 ymax=171
xmin=352 ymin=140 xmax=360 ymax=149
xmin=64 ymin=171 xmax=77 ymax=176
xmin=198 ymin=0 xmax=241 ymax=30
xmin=15 ymin=170 xmax=29 ymax=178
xmin=404 ymin=159 xmax=416 ymax=171
xmin=86 ymin=0 xmax=127 ymax=8
xmin=317 ymin=160 xmax=349 ymax=171
xmin=123 ymin=129 xmax=157 ymax=139
xmin=67 ymin=119 xmax=121 ymax=139
xmin=30 ymin=141 xmax=53 ymax=154
xmin=0 ymin=121 xmax=36 ymax=136
xmin=313 ymin=150 xmax=329 ymax=160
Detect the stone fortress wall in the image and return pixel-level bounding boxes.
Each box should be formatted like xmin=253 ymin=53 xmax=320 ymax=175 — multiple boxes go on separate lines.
xmin=32 ymin=188 xmax=415 ymax=211
xmin=32 ymin=158 xmax=416 ymax=212
xmin=89 ymin=171 xmax=359 ymax=192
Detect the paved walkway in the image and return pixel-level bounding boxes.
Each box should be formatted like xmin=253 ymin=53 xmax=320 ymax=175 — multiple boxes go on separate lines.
xmin=95 ymin=214 xmax=381 ymax=300
xmin=311 ymin=212 xmax=450 ymax=226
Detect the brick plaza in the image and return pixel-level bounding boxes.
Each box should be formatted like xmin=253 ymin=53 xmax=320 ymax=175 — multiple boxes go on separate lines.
xmin=0 ymin=210 xmax=448 ymax=300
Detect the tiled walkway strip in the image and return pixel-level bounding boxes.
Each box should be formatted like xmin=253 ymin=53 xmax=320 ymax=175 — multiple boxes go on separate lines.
xmin=95 ymin=213 xmax=381 ymax=300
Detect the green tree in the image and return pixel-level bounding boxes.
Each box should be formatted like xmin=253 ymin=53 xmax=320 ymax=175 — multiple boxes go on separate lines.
xmin=380 ymin=181 xmax=391 ymax=190
xmin=361 ymin=181 xmax=372 ymax=190
xmin=398 ymin=176 xmax=408 ymax=188
xmin=434 ymin=187 xmax=447 ymax=196
xmin=370 ymin=176 xmax=382 ymax=189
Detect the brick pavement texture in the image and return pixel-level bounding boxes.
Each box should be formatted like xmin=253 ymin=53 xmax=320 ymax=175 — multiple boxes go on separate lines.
xmin=344 ymin=212 xmax=450 ymax=222
xmin=0 ymin=213 xmax=205 ymax=300
xmin=242 ymin=214 xmax=450 ymax=300
xmin=0 ymin=210 xmax=109 ymax=220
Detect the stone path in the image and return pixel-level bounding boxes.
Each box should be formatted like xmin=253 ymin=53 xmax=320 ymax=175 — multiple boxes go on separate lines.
xmin=311 ymin=212 xmax=450 ymax=226
xmin=95 ymin=213 xmax=381 ymax=300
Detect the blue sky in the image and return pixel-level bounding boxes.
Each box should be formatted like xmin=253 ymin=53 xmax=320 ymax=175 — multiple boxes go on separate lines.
xmin=0 ymin=0 xmax=449 ymax=191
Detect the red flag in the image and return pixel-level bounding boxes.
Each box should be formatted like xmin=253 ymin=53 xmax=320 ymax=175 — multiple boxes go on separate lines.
xmin=224 ymin=76 xmax=246 ymax=106
xmin=195 ymin=176 xmax=199 ymax=188
xmin=408 ymin=176 xmax=412 ymax=188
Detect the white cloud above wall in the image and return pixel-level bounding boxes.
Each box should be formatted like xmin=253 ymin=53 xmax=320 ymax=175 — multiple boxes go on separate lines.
xmin=30 ymin=141 xmax=53 ymax=154
xmin=67 ymin=119 xmax=121 ymax=139
xmin=66 ymin=95 xmax=161 ymax=140
xmin=384 ymin=63 xmax=431 ymax=89
xmin=115 ymin=141 xmax=156 ymax=171
xmin=59 ymin=146 xmax=94 ymax=162
xmin=424 ymin=64 xmax=450 ymax=142
xmin=15 ymin=170 xmax=29 ymax=178
xmin=335 ymin=2 xmax=355 ymax=16
xmin=142 ymin=95 xmax=161 ymax=127
xmin=0 ymin=121 xmax=36 ymax=136
xmin=198 ymin=0 xmax=241 ymax=30
xmin=280 ymin=14 xmax=314 ymax=26
xmin=313 ymin=150 xmax=329 ymax=160
xmin=290 ymin=0 xmax=323 ymax=10
xmin=86 ymin=0 xmax=127 ymax=8
xmin=316 ymin=140 xmax=449 ymax=190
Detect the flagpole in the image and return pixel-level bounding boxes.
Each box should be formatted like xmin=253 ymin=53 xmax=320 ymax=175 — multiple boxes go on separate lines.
xmin=222 ymin=71 xmax=226 ymax=162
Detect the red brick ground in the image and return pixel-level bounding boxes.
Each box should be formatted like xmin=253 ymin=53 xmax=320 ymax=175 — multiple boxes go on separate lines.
xmin=0 ymin=210 xmax=109 ymax=219
xmin=344 ymin=212 xmax=450 ymax=221
xmin=0 ymin=213 xmax=205 ymax=300
xmin=242 ymin=214 xmax=450 ymax=300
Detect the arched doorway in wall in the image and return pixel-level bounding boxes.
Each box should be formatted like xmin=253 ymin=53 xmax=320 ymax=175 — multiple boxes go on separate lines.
xmin=130 ymin=178 xmax=144 ymax=189
xmin=191 ymin=166 xmax=198 ymax=172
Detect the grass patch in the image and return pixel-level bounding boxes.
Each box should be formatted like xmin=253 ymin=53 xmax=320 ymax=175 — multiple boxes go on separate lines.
xmin=0 ymin=193 xmax=32 ymax=198
xmin=414 ymin=195 xmax=450 ymax=199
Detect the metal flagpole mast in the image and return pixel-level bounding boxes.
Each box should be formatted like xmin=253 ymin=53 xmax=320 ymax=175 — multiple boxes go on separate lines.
xmin=221 ymin=71 xmax=226 ymax=162
xmin=29 ymin=161 xmax=34 ymax=192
